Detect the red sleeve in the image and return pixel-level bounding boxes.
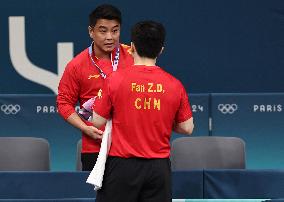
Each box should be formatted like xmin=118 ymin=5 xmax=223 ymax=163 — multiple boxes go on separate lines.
xmin=92 ymin=77 xmax=112 ymax=120
xmin=175 ymin=84 xmax=193 ymax=123
xmin=56 ymin=62 xmax=80 ymax=120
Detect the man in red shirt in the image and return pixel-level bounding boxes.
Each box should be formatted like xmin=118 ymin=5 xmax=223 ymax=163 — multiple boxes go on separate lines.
xmin=92 ymin=21 xmax=194 ymax=202
xmin=56 ymin=4 xmax=133 ymax=171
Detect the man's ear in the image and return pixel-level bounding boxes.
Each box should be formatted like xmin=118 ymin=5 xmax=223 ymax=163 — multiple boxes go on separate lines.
xmin=159 ymin=47 xmax=164 ymax=55
xmin=88 ymin=26 xmax=93 ymax=38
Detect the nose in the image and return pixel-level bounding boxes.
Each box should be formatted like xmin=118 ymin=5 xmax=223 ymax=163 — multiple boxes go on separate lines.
xmin=105 ymin=31 xmax=113 ymax=40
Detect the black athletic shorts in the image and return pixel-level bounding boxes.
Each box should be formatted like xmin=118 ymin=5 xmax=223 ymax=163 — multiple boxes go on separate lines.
xmin=81 ymin=153 xmax=99 ymax=171
xmin=96 ymin=157 xmax=172 ymax=202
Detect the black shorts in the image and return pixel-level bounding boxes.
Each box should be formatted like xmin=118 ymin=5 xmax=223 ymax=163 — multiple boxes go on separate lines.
xmin=96 ymin=157 xmax=172 ymax=202
xmin=81 ymin=153 xmax=99 ymax=171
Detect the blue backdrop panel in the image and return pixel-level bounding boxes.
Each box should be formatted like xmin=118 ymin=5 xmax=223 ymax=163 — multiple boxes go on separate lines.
xmin=171 ymin=94 xmax=209 ymax=141
xmin=204 ymin=170 xmax=284 ymax=199
xmin=172 ymin=171 xmax=203 ymax=199
xmin=211 ymin=93 xmax=284 ymax=169
xmin=1 ymin=0 xmax=284 ymax=94
xmin=0 ymin=95 xmax=81 ymax=171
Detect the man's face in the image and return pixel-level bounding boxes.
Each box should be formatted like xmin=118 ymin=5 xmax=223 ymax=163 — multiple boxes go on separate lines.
xmin=89 ymin=19 xmax=120 ymax=54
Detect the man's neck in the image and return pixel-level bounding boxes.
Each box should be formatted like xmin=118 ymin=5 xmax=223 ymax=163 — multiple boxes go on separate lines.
xmin=92 ymin=43 xmax=111 ymax=60
xmin=134 ymin=56 xmax=156 ymax=66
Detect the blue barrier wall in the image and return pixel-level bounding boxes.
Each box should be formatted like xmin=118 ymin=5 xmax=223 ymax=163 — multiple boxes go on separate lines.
xmin=0 ymin=95 xmax=81 ymax=171
xmin=1 ymin=94 xmax=283 ymax=171
xmin=1 ymin=0 xmax=284 ymax=94
xmin=0 ymin=170 xmax=284 ymax=199
xmin=0 ymin=94 xmax=208 ymax=171
xmin=211 ymin=93 xmax=284 ymax=169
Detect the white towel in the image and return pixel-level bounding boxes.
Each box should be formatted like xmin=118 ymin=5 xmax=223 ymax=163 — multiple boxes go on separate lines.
xmin=86 ymin=119 xmax=112 ymax=190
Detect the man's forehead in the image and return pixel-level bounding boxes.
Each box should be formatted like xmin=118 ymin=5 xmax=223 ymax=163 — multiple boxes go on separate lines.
xmin=95 ymin=19 xmax=120 ymax=28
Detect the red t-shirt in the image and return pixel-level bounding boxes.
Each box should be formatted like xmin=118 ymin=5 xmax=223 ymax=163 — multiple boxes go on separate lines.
xmin=57 ymin=44 xmax=133 ymax=153
xmin=93 ymin=65 xmax=192 ymax=158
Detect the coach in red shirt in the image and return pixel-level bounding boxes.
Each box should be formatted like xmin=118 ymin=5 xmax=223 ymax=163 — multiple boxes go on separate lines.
xmin=92 ymin=21 xmax=194 ymax=202
xmin=56 ymin=4 xmax=133 ymax=171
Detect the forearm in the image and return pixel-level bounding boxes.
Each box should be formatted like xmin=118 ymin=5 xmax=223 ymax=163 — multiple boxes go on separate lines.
xmin=66 ymin=112 xmax=103 ymax=140
xmin=92 ymin=111 xmax=107 ymax=129
xmin=66 ymin=112 xmax=87 ymax=131
xmin=173 ymin=118 xmax=194 ymax=135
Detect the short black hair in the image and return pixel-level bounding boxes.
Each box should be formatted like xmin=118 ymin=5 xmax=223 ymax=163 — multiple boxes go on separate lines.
xmin=89 ymin=4 xmax=121 ymax=27
xmin=131 ymin=20 xmax=165 ymax=59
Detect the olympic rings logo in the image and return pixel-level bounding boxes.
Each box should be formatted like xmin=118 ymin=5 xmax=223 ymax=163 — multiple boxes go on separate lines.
xmin=218 ymin=104 xmax=238 ymax=114
xmin=1 ymin=104 xmax=21 ymax=115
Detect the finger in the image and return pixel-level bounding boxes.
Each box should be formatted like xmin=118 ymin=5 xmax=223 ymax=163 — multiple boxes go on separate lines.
xmin=90 ymin=126 xmax=104 ymax=134
xmin=95 ymin=129 xmax=103 ymax=135
xmin=94 ymin=134 xmax=103 ymax=140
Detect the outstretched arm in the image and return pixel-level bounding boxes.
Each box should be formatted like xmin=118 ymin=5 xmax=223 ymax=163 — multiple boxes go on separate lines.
xmin=67 ymin=112 xmax=103 ymax=140
xmin=92 ymin=112 xmax=107 ymax=129
xmin=173 ymin=117 xmax=194 ymax=135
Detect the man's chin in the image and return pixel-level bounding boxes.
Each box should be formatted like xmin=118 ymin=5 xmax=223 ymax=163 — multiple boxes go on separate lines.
xmin=104 ymin=47 xmax=115 ymax=53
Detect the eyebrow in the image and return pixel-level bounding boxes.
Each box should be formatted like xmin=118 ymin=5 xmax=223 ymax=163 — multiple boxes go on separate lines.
xmin=98 ymin=25 xmax=120 ymax=29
